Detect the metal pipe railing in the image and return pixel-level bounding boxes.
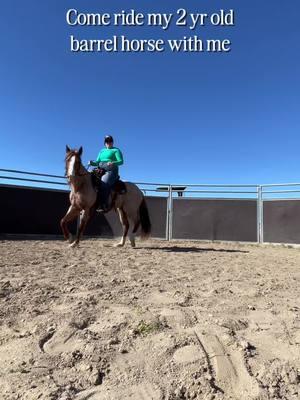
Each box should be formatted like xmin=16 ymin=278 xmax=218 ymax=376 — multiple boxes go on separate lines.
xmin=0 ymin=175 xmax=68 ymax=186
xmin=261 ymin=183 xmax=300 ymax=187
xmin=0 ymin=168 xmax=65 ymax=179
xmin=173 ymin=190 xmax=257 ymax=194
xmin=166 ymin=183 xmax=259 ymax=187
xmin=262 ymin=190 xmax=300 ymax=194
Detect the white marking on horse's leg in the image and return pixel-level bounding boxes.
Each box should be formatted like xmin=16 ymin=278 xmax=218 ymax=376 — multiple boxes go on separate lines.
xmin=114 ymin=236 xmax=125 ymax=247
xmin=115 ymin=208 xmax=128 ymax=247
xmin=128 ymin=217 xmax=137 ymax=248
xmin=68 ymin=155 xmax=76 ymax=176
xmin=69 ymin=240 xmax=79 ymax=248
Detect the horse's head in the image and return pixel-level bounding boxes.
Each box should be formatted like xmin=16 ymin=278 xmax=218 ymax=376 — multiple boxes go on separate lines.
xmin=65 ymin=145 xmax=83 ymax=177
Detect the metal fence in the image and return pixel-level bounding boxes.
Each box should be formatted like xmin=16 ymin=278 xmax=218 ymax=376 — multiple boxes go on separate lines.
xmin=1 ymin=168 xmax=300 ymax=244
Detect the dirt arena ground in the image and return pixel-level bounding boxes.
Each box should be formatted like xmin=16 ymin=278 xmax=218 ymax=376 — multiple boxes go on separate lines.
xmin=0 ymin=238 xmax=299 ymax=400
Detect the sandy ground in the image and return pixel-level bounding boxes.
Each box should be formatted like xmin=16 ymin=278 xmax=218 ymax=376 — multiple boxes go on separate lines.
xmin=0 ymin=238 xmax=299 ymax=400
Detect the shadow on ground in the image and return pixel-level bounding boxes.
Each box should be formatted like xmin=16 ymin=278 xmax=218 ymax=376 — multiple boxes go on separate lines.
xmin=141 ymin=246 xmax=249 ymax=254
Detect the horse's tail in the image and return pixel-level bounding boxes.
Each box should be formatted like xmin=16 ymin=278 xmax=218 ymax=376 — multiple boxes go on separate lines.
xmin=139 ymin=198 xmax=151 ymax=239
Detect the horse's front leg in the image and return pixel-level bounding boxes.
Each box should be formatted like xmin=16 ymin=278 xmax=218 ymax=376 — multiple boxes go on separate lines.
xmin=60 ymin=205 xmax=80 ymax=242
xmin=69 ymin=208 xmax=91 ymax=248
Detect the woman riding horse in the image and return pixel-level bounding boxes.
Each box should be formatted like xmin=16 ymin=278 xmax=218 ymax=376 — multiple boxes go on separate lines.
xmin=62 ymin=145 xmax=151 ymax=248
xmin=89 ymin=135 xmax=123 ymax=212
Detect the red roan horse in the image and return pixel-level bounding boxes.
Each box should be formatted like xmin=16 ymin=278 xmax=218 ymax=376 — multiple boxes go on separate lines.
xmin=61 ymin=146 xmax=151 ymax=247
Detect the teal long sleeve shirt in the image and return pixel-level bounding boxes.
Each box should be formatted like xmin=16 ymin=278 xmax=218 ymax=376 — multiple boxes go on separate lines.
xmin=91 ymin=147 xmax=124 ymax=167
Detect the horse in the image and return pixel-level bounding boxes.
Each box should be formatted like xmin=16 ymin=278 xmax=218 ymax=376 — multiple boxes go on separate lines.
xmin=61 ymin=146 xmax=151 ymax=248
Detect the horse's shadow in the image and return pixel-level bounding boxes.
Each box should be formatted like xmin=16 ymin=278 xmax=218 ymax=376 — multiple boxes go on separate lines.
xmin=140 ymin=245 xmax=249 ymax=254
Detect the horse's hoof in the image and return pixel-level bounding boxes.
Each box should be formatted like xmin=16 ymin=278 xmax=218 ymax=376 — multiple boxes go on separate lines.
xmin=114 ymin=242 xmax=124 ymax=248
xmin=69 ymin=241 xmax=79 ymax=248
xmin=130 ymin=241 xmax=136 ymax=248
xmin=68 ymin=234 xmax=74 ymax=244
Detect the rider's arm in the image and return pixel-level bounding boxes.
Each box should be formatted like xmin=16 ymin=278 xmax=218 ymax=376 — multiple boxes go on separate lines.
xmin=89 ymin=151 xmax=102 ymax=166
xmin=112 ymin=149 xmax=124 ymax=166
xmin=90 ymin=160 xmax=99 ymax=166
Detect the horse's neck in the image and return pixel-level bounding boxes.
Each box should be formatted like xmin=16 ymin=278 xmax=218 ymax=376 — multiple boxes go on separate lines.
xmin=69 ymin=165 xmax=93 ymax=193
xmin=79 ymin=164 xmax=87 ymax=175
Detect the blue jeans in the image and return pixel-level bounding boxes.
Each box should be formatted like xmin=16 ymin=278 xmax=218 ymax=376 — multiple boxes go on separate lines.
xmin=98 ymin=163 xmax=119 ymax=207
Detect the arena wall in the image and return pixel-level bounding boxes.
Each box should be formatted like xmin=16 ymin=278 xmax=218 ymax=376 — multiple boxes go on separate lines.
xmin=0 ymin=185 xmax=167 ymax=239
xmin=1 ymin=184 xmax=300 ymax=244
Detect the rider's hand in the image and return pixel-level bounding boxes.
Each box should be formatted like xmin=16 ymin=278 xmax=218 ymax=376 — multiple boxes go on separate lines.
xmin=107 ymin=162 xmax=113 ymax=167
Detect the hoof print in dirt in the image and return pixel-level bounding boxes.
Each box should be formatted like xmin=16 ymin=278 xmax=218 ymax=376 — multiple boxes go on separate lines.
xmin=38 ymin=328 xmax=56 ymax=352
xmin=89 ymin=369 xmax=105 ymax=386
xmin=69 ymin=318 xmax=90 ymax=330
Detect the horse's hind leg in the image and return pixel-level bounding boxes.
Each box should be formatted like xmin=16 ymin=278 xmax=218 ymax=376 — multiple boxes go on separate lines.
xmin=115 ymin=208 xmax=129 ymax=247
xmin=61 ymin=205 xmax=80 ymax=242
xmin=129 ymin=218 xmax=140 ymax=248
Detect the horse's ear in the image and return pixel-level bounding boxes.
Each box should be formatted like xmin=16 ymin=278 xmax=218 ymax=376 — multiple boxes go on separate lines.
xmin=78 ymin=146 xmax=83 ymax=156
xmin=66 ymin=145 xmax=71 ymax=153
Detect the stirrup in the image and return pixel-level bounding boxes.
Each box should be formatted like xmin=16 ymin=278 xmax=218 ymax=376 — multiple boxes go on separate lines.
xmin=96 ymin=204 xmax=110 ymax=213
xmin=96 ymin=207 xmax=107 ymax=213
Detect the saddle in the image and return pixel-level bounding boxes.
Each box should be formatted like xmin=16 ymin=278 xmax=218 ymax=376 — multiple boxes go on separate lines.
xmin=90 ymin=168 xmax=127 ymax=195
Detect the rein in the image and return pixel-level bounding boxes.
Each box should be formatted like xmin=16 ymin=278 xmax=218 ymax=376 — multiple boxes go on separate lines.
xmin=66 ymin=172 xmax=90 ymax=192
xmin=66 ymin=171 xmax=89 ymax=180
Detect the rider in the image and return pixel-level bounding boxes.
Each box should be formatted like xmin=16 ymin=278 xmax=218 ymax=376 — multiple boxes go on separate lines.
xmin=89 ymin=135 xmax=124 ymax=212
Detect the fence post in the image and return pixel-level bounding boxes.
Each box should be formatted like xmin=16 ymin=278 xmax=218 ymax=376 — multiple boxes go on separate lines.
xmin=257 ymin=185 xmax=264 ymax=243
xmin=165 ymin=185 xmax=170 ymax=240
xmin=169 ymin=185 xmax=173 ymax=241
xmin=260 ymin=185 xmax=264 ymax=244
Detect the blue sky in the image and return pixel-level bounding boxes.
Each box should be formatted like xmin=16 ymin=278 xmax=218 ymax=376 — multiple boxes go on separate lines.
xmin=1 ymin=0 xmax=300 ymax=186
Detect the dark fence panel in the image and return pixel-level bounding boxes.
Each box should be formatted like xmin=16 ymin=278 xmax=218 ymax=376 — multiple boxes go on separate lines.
xmin=172 ymin=199 xmax=257 ymax=242
xmin=263 ymin=200 xmax=300 ymax=244
xmin=0 ymin=185 xmax=76 ymax=235
xmin=0 ymin=185 xmax=167 ymax=239
xmin=141 ymin=196 xmax=167 ymax=239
